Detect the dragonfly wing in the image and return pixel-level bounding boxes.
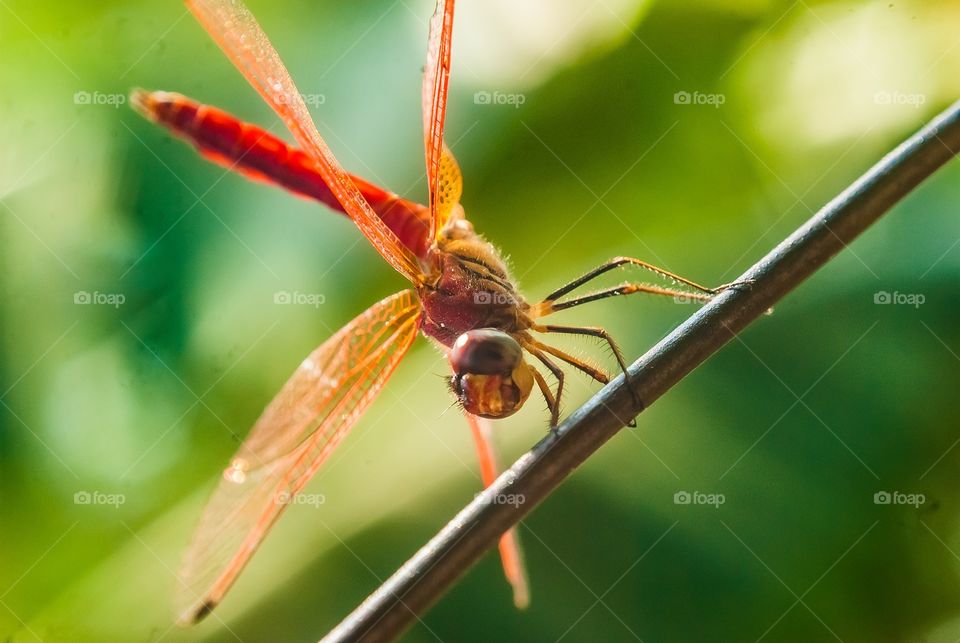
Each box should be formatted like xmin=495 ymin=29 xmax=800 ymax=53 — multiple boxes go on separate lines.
xmin=435 ymin=145 xmax=463 ymax=236
xmin=465 ymin=413 xmax=530 ymax=609
xmin=422 ymin=0 xmax=459 ymax=240
xmin=175 ymin=290 xmax=422 ymax=624
xmin=186 ymin=0 xmax=422 ymax=284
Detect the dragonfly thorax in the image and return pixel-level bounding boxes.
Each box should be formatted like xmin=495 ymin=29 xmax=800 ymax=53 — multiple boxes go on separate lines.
xmin=418 ymin=229 xmax=531 ymax=347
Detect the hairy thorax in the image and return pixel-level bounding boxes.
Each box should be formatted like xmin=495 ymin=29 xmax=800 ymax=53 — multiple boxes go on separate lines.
xmin=418 ymin=218 xmax=531 ymax=347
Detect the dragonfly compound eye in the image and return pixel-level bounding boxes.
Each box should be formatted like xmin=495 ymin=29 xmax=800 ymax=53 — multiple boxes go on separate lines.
xmin=449 ymin=330 xmax=534 ymax=419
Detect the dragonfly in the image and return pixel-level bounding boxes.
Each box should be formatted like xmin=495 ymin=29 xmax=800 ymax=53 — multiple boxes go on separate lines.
xmin=132 ymin=0 xmax=731 ymax=625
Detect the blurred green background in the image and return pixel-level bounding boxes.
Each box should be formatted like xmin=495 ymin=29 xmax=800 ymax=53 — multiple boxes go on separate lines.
xmin=2 ymin=0 xmax=960 ymax=641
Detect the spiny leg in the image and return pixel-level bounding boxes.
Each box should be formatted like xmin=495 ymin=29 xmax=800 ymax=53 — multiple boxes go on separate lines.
xmin=528 ymin=337 xmax=639 ymax=428
xmin=522 ymin=343 xmax=565 ymax=428
xmin=533 ymin=324 xmax=630 ymax=382
xmin=532 ymin=256 xmax=749 ymax=317
xmin=536 ymin=283 xmax=712 ymax=316
xmin=532 ymin=330 xmax=641 ymax=429
xmin=530 ymin=367 xmax=559 ymax=429
xmin=523 ymin=256 xmax=736 ymax=426
xmin=532 ymin=323 xmax=641 ymax=423
xmin=527 ymin=338 xmax=610 ymax=386
xmin=545 ymin=256 xmax=723 ymax=301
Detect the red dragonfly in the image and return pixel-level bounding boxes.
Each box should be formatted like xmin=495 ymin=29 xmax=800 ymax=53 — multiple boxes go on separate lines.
xmin=133 ymin=0 xmax=727 ymax=625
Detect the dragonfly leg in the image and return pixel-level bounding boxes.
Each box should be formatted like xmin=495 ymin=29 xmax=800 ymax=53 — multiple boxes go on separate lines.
xmin=526 ymin=338 xmax=610 ymax=386
xmin=525 ymin=336 xmax=641 ymax=428
xmin=546 ymin=256 xmax=720 ymax=300
xmin=529 ymin=256 xmax=750 ymax=317
xmin=531 ymin=324 xmax=641 ymax=425
xmin=531 ymin=367 xmax=559 ymax=429
xmin=537 ymin=283 xmax=710 ymax=315
xmin=521 ymin=344 xmax=565 ymax=429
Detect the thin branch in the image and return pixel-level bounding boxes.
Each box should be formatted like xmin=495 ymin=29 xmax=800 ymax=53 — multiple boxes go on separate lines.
xmin=322 ymin=100 xmax=960 ymax=643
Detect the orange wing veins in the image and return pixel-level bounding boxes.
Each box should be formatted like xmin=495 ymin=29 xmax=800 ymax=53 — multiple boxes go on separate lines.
xmin=186 ymin=0 xmax=423 ymax=284
xmin=174 ymin=290 xmax=421 ymax=624
xmin=422 ymin=0 xmax=457 ymax=241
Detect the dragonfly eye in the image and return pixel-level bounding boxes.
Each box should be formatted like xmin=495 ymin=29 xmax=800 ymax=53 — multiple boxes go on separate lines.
xmin=450 ymin=329 xmax=523 ymax=375
xmin=449 ymin=330 xmax=534 ymax=419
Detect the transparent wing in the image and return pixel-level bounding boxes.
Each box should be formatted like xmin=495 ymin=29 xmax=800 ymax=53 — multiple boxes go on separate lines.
xmin=422 ymin=0 xmax=458 ymax=240
xmin=186 ymin=0 xmax=423 ymax=284
xmin=465 ymin=413 xmax=530 ymax=609
xmin=175 ymin=290 xmax=422 ymax=624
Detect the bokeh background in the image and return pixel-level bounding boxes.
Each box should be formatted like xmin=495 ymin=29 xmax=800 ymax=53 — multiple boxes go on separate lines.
xmin=2 ymin=0 xmax=960 ymax=641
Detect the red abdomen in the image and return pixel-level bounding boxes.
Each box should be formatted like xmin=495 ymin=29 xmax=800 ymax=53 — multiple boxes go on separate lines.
xmin=132 ymin=90 xmax=431 ymax=259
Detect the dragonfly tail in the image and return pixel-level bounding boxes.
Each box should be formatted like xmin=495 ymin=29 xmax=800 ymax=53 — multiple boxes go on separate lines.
xmin=465 ymin=413 xmax=531 ymax=609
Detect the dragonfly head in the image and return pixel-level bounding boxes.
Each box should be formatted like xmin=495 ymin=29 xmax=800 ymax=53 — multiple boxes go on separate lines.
xmin=448 ymin=329 xmax=534 ymax=419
